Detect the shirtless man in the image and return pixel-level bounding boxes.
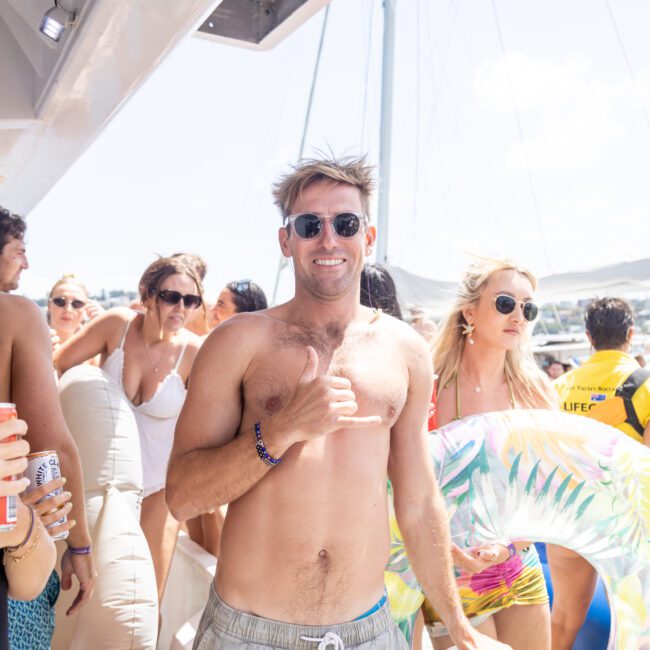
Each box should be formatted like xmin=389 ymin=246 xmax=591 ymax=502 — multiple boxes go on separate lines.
xmin=0 ymin=206 xmax=29 ymax=292
xmin=0 ymin=207 xmax=95 ymax=615
xmin=167 ymin=158 xmax=507 ymax=650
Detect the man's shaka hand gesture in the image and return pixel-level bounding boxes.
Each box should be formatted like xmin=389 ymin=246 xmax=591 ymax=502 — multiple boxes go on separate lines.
xmin=272 ymin=346 xmax=382 ymax=446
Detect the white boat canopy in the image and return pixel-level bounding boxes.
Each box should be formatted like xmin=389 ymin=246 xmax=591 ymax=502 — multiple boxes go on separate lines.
xmin=387 ymin=257 xmax=650 ymax=318
xmin=0 ymin=0 xmax=329 ymax=215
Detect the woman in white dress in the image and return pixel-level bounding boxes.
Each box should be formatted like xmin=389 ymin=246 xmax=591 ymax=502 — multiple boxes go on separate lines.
xmin=56 ymin=256 xmax=204 ymax=604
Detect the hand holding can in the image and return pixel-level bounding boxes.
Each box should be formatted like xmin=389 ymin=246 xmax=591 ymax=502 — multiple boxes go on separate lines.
xmin=24 ymin=451 xmax=70 ymax=541
xmin=0 ymin=406 xmax=30 ymax=531
xmin=21 ymin=476 xmax=74 ymax=539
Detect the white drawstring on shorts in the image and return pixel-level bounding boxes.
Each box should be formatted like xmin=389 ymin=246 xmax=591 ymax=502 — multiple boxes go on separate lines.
xmin=300 ymin=631 xmax=345 ymax=650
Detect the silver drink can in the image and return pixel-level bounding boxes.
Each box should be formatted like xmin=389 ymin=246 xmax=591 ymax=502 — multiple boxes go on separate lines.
xmin=25 ymin=450 xmax=68 ymax=541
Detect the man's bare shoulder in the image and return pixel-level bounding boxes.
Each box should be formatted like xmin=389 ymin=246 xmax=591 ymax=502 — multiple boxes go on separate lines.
xmin=202 ymin=310 xmax=280 ymax=353
xmin=375 ymin=310 xmax=430 ymax=350
xmin=0 ymin=294 xmax=45 ymax=331
xmin=191 ymin=311 xmax=282 ymax=386
xmin=368 ymin=311 xmax=432 ymax=381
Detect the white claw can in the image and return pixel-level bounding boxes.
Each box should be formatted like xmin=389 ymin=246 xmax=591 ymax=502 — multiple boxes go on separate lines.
xmin=25 ymin=450 xmax=69 ymax=541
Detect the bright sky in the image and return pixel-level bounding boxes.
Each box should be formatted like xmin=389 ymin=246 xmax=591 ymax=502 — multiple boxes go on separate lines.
xmin=21 ymin=0 xmax=650 ymax=304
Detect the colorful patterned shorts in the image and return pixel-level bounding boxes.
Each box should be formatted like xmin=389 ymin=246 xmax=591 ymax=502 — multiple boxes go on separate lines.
xmin=422 ymin=545 xmax=548 ymax=633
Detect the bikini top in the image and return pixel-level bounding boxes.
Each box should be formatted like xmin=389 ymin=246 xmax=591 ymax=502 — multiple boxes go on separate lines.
xmin=449 ymin=370 xmax=517 ymax=421
xmin=102 ymin=316 xmax=187 ymax=420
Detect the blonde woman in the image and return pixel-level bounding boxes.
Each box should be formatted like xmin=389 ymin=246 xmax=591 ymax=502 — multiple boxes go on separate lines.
xmin=421 ymin=257 xmax=556 ymax=650
xmin=47 ymin=275 xmax=103 ymax=364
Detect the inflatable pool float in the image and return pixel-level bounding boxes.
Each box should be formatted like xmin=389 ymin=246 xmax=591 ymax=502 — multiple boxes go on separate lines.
xmin=385 ymin=409 xmax=650 ymax=649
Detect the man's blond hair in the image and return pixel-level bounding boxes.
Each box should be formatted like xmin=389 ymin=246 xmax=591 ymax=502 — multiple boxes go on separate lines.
xmin=272 ymin=156 xmax=375 ymax=220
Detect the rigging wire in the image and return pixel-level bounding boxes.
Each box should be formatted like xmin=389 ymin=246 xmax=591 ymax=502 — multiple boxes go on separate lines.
xmin=421 ymin=2 xmax=515 ymax=248
xmin=360 ymin=0 xmax=375 ymax=151
xmin=271 ymin=5 xmax=331 ymax=305
xmin=244 ymin=34 xmax=298 ymax=263
xmin=603 ymin=0 xmax=650 ymax=132
xmin=298 ymin=5 xmax=331 ymax=159
xmin=489 ymin=0 xmax=554 ymax=272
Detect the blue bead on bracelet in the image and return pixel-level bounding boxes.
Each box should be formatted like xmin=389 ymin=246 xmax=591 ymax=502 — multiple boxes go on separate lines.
xmin=255 ymin=422 xmax=281 ymax=467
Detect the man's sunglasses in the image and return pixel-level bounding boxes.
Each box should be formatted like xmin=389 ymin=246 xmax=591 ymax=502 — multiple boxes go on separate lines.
xmin=494 ymin=294 xmax=539 ymax=322
xmin=158 ymin=289 xmax=202 ymax=309
xmin=50 ymin=297 xmax=86 ymax=309
xmin=285 ymin=212 xmax=365 ymax=240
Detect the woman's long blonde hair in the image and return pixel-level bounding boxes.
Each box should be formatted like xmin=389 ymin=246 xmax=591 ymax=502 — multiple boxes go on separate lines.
xmin=433 ymin=256 xmax=555 ymax=409
xmin=48 ymin=273 xmax=89 ymax=300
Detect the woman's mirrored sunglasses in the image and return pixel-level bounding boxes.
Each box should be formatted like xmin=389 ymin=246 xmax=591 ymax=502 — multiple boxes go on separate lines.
xmin=494 ymin=294 xmax=539 ymax=322
xmin=158 ymin=289 xmax=202 ymax=309
xmin=50 ymin=297 xmax=86 ymax=309
xmin=229 ymin=279 xmax=251 ymax=295
xmin=286 ymin=212 xmax=365 ymax=239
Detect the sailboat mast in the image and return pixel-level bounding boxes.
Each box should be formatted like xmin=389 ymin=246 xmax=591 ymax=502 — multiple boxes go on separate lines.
xmin=376 ymin=0 xmax=396 ymax=265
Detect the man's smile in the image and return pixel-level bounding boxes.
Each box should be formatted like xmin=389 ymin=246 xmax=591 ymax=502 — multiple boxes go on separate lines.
xmin=313 ymin=258 xmax=345 ymax=267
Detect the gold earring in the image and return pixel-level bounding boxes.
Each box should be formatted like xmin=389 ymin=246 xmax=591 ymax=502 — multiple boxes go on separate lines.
xmin=461 ymin=322 xmax=475 ymax=345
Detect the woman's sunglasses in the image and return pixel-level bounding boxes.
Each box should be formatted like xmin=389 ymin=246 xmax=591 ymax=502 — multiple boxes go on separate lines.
xmin=229 ymin=279 xmax=251 ymax=295
xmin=285 ymin=212 xmax=365 ymax=240
xmin=50 ymin=297 xmax=86 ymax=309
xmin=494 ymin=294 xmax=539 ymax=322
xmin=158 ymin=289 xmax=202 ymax=309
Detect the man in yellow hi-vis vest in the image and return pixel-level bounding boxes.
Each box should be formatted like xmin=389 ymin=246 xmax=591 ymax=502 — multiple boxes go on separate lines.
xmin=550 ymin=297 xmax=650 ymax=650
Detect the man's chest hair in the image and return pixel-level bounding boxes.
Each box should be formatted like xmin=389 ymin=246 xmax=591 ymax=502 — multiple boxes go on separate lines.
xmin=245 ymin=325 xmax=408 ymax=423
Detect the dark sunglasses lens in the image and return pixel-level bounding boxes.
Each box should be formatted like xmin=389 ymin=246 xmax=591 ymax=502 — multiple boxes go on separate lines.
xmin=494 ymin=295 xmax=516 ymax=315
xmin=523 ymin=302 xmax=539 ymax=322
xmin=294 ymin=214 xmax=322 ymax=239
xmin=333 ymin=213 xmax=361 ymax=237
xmin=71 ymin=300 xmax=85 ymax=309
xmin=52 ymin=297 xmax=66 ymax=307
xmin=183 ymin=295 xmax=202 ymax=309
xmin=159 ymin=290 xmax=181 ymax=305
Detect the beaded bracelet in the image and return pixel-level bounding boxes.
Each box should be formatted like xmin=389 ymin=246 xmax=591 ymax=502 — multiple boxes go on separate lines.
xmin=254 ymin=422 xmax=281 ymax=467
xmin=5 ymin=506 xmax=35 ymax=554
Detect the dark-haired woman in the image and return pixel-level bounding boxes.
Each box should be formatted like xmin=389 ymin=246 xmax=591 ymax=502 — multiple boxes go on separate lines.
xmin=211 ymin=279 xmax=268 ymax=327
xmin=360 ymin=263 xmax=403 ymax=320
xmin=55 ymin=256 xmax=204 ymax=604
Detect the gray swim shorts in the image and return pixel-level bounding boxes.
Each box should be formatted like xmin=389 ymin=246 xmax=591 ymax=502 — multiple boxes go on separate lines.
xmin=193 ymin=584 xmax=409 ymax=650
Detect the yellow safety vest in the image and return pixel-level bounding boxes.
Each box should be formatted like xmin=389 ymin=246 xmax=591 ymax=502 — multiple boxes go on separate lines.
xmin=554 ymin=350 xmax=650 ymax=444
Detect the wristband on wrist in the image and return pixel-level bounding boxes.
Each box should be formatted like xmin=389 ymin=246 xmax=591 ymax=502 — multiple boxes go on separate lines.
xmin=507 ymin=542 xmax=517 ymax=559
xmin=67 ymin=544 xmax=92 ymax=555
xmin=254 ymin=422 xmax=281 ymax=467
